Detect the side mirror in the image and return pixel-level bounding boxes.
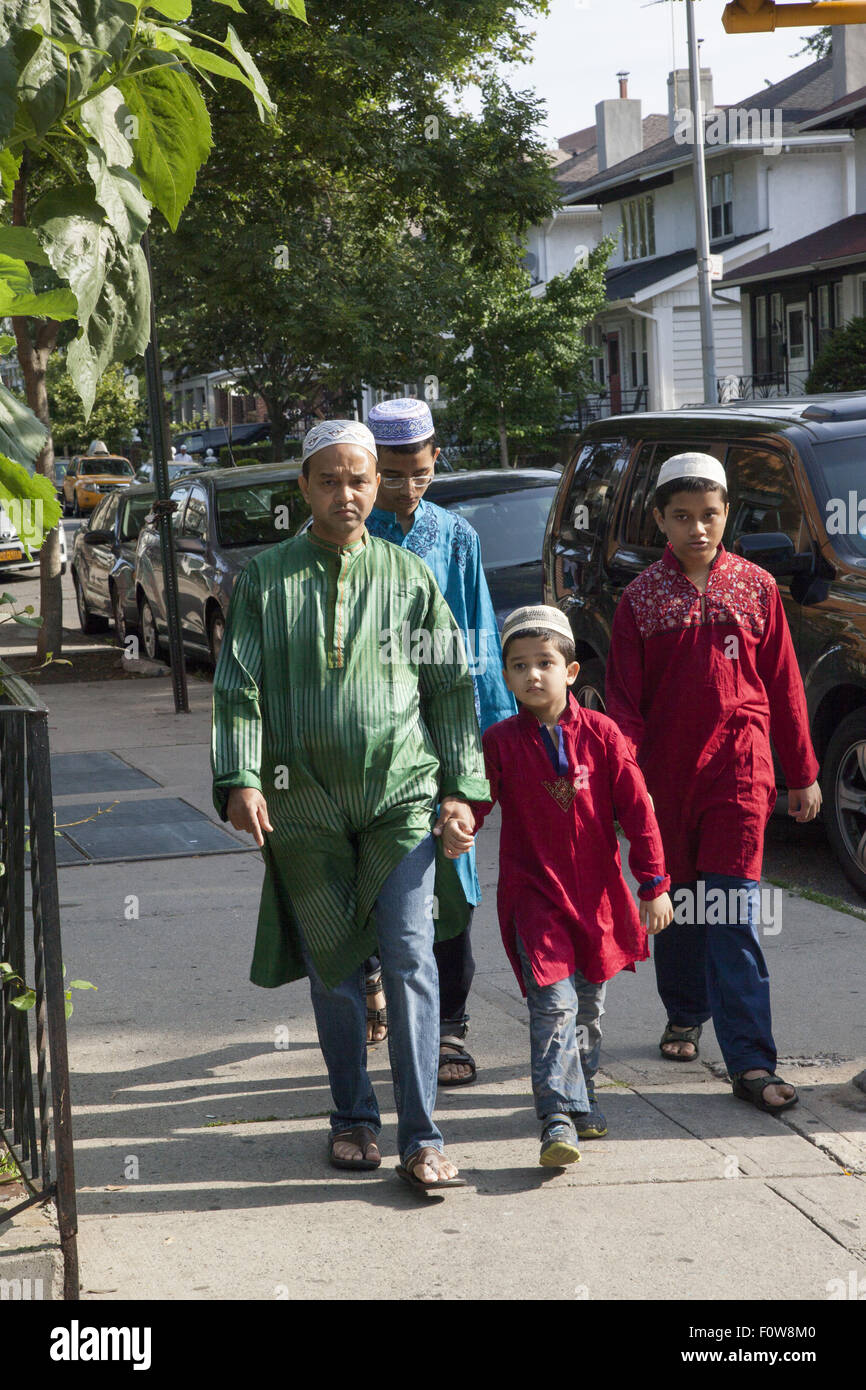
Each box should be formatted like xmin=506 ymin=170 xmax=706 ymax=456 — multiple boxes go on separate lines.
xmin=733 ymin=532 xmax=808 ymax=577
xmin=84 ymin=529 xmax=115 ymax=546
xmin=175 ymin=535 xmax=206 ymax=554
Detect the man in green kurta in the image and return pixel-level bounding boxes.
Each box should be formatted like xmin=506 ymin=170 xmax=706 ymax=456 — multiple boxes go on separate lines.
xmin=211 ymin=419 xmax=488 ymax=1187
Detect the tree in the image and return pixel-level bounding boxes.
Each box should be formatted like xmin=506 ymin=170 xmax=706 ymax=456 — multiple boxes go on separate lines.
xmin=805 ymin=316 xmax=866 ymax=393
xmin=46 ymin=358 xmax=144 ymax=457
xmin=793 ymin=27 xmax=831 ymax=61
xmin=0 ymin=0 xmax=303 ymax=656
xmin=441 ymin=239 xmax=613 ymax=468
xmin=154 ymin=2 xmax=558 ymax=443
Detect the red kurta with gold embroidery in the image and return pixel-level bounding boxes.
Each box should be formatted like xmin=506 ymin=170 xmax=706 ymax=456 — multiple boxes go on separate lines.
xmin=471 ymin=694 xmax=670 ymax=991
xmin=605 ymin=543 xmax=819 ymax=883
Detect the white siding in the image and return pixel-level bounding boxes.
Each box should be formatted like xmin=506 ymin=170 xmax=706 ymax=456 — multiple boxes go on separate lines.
xmin=671 ymin=302 xmax=744 ymax=406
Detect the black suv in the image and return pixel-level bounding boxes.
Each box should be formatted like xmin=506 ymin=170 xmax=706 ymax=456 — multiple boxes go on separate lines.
xmin=542 ymin=394 xmax=866 ymax=895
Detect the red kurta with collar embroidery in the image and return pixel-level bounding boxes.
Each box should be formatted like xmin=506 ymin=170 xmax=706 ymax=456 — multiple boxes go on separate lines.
xmin=605 ymin=543 xmax=819 ymax=883
xmin=471 ymin=693 xmax=670 ymax=991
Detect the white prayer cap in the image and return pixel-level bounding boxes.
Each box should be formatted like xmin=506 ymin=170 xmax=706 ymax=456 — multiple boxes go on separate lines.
xmin=501 ymin=605 xmax=573 ymax=649
xmin=656 ymin=452 xmax=727 ymax=491
xmin=302 ymin=419 xmax=378 ymax=465
xmin=368 ymin=397 xmax=435 ymax=446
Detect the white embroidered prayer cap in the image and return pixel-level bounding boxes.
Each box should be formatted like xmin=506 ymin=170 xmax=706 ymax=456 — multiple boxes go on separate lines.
xmin=302 ymin=419 xmax=377 ymax=465
xmin=501 ymin=605 xmax=574 ymax=649
xmin=367 ymin=397 xmax=435 ymax=446
xmin=656 ymin=451 xmax=727 ymax=491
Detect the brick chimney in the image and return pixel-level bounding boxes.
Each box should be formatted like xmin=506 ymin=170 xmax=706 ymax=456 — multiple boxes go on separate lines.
xmin=596 ymin=76 xmax=642 ymax=173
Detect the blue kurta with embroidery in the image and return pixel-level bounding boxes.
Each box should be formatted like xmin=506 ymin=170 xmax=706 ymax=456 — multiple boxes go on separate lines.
xmin=367 ymin=499 xmax=516 ymax=907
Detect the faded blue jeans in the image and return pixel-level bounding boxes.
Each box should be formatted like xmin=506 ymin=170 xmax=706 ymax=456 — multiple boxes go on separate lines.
xmin=298 ymin=835 xmax=442 ymax=1164
xmin=515 ymin=935 xmax=606 ymax=1123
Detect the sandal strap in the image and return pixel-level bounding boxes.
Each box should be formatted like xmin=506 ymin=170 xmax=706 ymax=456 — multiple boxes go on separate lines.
xmin=660 ymin=1023 xmax=702 ymax=1045
xmin=332 ymin=1125 xmax=379 ymax=1153
xmin=404 ymin=1145 xmax=444 ymax=1176
xmin=365 ymin=971 xmax=383 ymax=996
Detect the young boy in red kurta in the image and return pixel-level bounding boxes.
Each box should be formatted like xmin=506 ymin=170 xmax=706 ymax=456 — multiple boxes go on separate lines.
xmin=446 ymin=605 xmax=672 ymax=1167
xmin=605 ymin=452 xmax=822 ymax=1113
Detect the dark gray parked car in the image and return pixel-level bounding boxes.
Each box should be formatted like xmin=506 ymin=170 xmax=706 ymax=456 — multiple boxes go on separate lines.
xmin=133 ymin=462 xmax=308 ymax=663
xmin=70 ymin=484 xmax=155 ymax=639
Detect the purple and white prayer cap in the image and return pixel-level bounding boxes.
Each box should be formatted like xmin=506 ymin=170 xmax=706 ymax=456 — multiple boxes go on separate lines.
xmin=367 ymin=397 xmax=435 ymax=447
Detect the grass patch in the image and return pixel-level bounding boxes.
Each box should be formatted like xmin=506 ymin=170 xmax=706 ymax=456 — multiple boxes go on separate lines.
xmin=765 ymin=877 xmax=866 ymax=924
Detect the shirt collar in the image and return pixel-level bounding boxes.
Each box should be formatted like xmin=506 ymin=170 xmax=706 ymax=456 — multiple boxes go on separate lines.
xmin=516 ymin=689 xmax=580 ymax=730
xmin=369 ymin=497 xmax=427 ymax=535
xmin=307 ymin=529 xmax=368 ymax=558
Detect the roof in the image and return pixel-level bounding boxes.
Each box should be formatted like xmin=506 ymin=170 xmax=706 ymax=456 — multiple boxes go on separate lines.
xmin=561 ymin=57 xmax=833 ymax=205
xmin=426 ymin=469 xmax=559 ymax=500
xmin=800 ymin=83 xmax=866 ymax=131
xmin=578 ymin=395 xmax=866 ymax=435
xmin=553 ymin=114 xmax=668 ymax=194
xmin=191 ymin=461 xmax=302 ymax=489
xmin=721 ymin=212 xmax=866 ymax=286
xmin=605 ymin=231 xmax=764 ymax=300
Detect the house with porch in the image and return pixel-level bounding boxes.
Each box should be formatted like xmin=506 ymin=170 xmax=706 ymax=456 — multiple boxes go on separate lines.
xmin=528 ymin=30 xmax=866 ymax=420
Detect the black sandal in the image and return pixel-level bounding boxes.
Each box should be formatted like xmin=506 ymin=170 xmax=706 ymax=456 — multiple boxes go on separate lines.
xmin=438 ymin=1034 xmax=477 ymax=1087
xmin=659 ymin=1022 xmax=702 ymax=1061
xmin=731 ymin=1072 xmax=798 ymax=1114
xmin=328 ymin=1126 xmax=382 ymax=1171
xmin=365 ymin=970 xmax=388 ymax=1045
xmin=395 ymin=1147 xmax=467 ymax=1194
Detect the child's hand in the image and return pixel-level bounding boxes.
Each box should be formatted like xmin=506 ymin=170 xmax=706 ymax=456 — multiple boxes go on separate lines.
xmin=640 ymin=890 xmax=673 ymax=935
xmin=439 ymin=817 xmax=475 ymax=859
xmin=787 ymin=781 xmax=822 ymax=822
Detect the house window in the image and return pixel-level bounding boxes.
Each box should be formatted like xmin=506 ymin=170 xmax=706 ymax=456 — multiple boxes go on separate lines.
xmin=622 ymin=195 xmax=655 ymax=261
xmin=584 ymin=324 xmax=605 ymax=386
xmin=754 ymin=293 xmax=784 ymax=381
xmin=709 ymin=171 xmax=733 ymax=240
xmin=629 ymin=319 xmax=649 ymax=387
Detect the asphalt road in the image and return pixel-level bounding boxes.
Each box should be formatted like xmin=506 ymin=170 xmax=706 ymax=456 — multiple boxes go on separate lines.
xmin=2 ymin=519 xmax=864 ymax=920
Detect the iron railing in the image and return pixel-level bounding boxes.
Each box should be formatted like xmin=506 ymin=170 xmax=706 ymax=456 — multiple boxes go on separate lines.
xmin=717 ymin=370 xmax=811 ymax=402
xmin=0 ymin=661 xmax=78 ymax=1299
xmin=560 ymin=386 xmax=649 ymax=429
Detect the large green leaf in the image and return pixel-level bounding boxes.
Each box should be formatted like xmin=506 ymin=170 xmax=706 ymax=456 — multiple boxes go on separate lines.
xmin=224 ymin=24 xmax=275 ymax=121
xmin=30 ymin=183 xmax=111 ymax=323
xmin=270 ymin=0 xmax=306 ymax=17
xmin=12 ymin=1 xmax=135 ymax=139
xmin=0 ymin=149 xmax=22 ymax=203
xmin=85 ymin=144 xmax=151 ymax=244
xmin=209 ymin=0 xmax=246 ymax=11
xmin=0 ymin=334 xmax=14 ymax=354
xmin=0 ymin=385 xmax=47 ymax=469
xmin=119 ymin=60 xmax=212 ymax=230
xmin=0 ymin=452 xmax=62 ymax=556
xmin=66 ymin=238 xmax=150 ymax=416
xmin=148 ymin=27 xmax=268 ymax=105
xmin=79 ymin=84 xmax=135 ymax=168
xmin=0 ymin=251 xmax=77 ymax=318
xmin=0 ymin=225 xmax=50 ymax=265
xmin=145 ymin=0 xmax=191 ymax=17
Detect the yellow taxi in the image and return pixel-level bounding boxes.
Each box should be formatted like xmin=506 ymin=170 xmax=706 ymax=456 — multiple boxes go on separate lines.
xmin=63 ymin=453 xmax=136 ymax=516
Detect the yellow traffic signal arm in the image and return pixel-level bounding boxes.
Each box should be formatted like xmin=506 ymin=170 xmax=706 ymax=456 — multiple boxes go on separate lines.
xmin=724 ymin=2 xmax=866 ymax=33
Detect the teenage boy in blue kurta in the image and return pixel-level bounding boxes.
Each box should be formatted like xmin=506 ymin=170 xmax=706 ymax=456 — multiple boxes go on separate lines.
xmin=365 ymin=397 xmax=516 ymax=1085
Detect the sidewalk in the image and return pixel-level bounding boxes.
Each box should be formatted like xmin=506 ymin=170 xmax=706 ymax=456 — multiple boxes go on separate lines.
xmin=29 ymin=677 xmax=866 ymax=1299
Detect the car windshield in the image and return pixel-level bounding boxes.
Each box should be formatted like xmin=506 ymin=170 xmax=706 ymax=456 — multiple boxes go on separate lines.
xmin=810 ymin=437 xmax=866 ymax=562
xmin=216 ymin=480 xmax=299 ymax=547
xmin=120 ymin=496 xmax=155 ymax=541
xmin=80 ymin=458 xmax=134 ymax=476
xmin=442 ymin=487 xmax=558 ymax=567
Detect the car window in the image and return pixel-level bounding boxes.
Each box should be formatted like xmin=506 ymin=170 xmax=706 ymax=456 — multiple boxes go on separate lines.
xmin=120 ymin=496 xmax=155 ymax=541
xmin=170 ymin=486 xmax=189 ymax=533
xmin=183 ymin=486 xmax=209 ymax=540
xmin=624 ymin=440 xmax=728 ymax=548
xmin=443 ymin=487 xmax=558 ymax=568
xmin=89 ymin=497 xmax=114 ymax=530
xmin=725 ymin=444 xmax=804 ymax=551
xmin=810 ymin=436 xmax=866 ymax=562
xmin=216 ymin=479 xmax=302 ymax=547
xmin=561 ymin=438 xmax=631 ymax=542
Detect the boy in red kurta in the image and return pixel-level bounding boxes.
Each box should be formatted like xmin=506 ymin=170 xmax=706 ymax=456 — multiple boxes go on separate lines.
xmin=447 ymin=605 xmax=672 ymax=1167
xmin=605 ymin=452 xmax=822 ymax=1113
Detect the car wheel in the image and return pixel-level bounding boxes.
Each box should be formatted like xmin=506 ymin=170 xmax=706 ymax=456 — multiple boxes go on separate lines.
xmin=138 ymin=594 xmax=161 ymax=661
xmin=72 ymin=571 xmax=109 ymax=635
xmin=111 ymin=585 xmax=127 ymax=647
xmin=822 ymin=708 xmax=866 ymax=897
xmin=208 ymin=605 xmax=226 ymax=665
xmin=60 ymin=561 xmax=67 ymax=577
xmin=573 ymin=658 xmax=606 ymax=712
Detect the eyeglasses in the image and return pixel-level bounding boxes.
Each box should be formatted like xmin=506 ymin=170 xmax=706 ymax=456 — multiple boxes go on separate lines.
xmin=379 ymin=474 xmax=434 ymax=491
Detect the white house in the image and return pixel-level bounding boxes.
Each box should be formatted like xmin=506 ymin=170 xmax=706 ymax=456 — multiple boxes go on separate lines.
xmin=532 ymin=35 xmax=866 ymax=419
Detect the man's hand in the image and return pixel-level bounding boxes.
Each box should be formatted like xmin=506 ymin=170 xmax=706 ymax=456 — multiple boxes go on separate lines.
xmin=433 ymin=797 xmax=475 ymax=858
xmin=788 ymin=782 xmax=822 ymax=823
xmin=227 ymin=787 xmax=273 ymax=847
xmin=640 ymin=890 xmax=673 ymax=935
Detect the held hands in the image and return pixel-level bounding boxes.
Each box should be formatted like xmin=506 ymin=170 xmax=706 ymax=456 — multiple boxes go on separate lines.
xmin=433 ymin=796 xmax=475 ymax=859
xmin=787 ymin=782 xmax=822 ymax=823
xmin=640 ymin=890 xmax=673 ymax=935
xmin=226 ymin=787 xmax=273 ymax=847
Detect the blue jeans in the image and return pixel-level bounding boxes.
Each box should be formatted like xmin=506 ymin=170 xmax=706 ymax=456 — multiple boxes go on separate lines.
xmin=653 ymin=873 xmax=776 ymax=1076
xmin=515 ymin=935 xmax=605 ymax=1122
xmin=298 ymin=835 xmax=442 ymax=1164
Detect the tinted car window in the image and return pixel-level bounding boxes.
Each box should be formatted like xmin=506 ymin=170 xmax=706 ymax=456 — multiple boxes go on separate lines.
xmin=89 ymin=496 xmax=115 ymax=531
xmin=183 ymin=487 xmax=208 ymax=539
xmin=444 ymin=488 xmax=557 ymax=567
xmin=562 ymin=439 xmax=631 ymax=541
xmin=725 ymin=444 xmax=804 ymax=551
xmin=120 ymin=496 xmax=155 ymax=541
xmin=809 ymin=437 xmax=866 ymax=562
xmin=80 ymin=458 xmax=134 ymax=476
xmin=216 ymin=480 xmax=303 ymax=547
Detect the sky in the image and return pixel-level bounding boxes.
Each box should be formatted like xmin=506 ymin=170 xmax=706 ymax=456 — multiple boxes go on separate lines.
xmin=501 ymin=0 xmax=823 ymax=144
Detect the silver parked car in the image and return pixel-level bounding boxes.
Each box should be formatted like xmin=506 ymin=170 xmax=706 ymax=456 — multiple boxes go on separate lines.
xmin=70 ymin=484 xmax=155 ymax=639
xmin=133 ymin=462 xmax=308 ymax=664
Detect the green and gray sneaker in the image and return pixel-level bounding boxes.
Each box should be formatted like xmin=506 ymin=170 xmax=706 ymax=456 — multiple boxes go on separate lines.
xmin=539 ymin=1116 xmax=581 ymax=1167
xmin=573 ymin=1100 xmax=608 ymax=1139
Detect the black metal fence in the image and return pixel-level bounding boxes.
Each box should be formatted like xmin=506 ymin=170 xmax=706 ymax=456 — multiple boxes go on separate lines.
xmin=0 ymin=663 xmax=78 ymax=1299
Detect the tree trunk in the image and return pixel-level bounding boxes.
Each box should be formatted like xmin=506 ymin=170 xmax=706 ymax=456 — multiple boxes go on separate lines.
xmin=265 ymin=401 xmax=287 ymax=462
xmin=12 ymin=160 xmax=63 ymax=659
xmin=497 ymin=408 xmax=509 ymax=469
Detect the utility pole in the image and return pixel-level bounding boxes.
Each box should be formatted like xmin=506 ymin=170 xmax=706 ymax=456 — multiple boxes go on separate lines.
xmin=687 ymin=0 xmax=717 ymax=405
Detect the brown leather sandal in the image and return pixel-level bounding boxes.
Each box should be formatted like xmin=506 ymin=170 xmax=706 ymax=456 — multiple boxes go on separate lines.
xmin=328 ymin=1126 xmax=381 ymax=1171
xmin=395 ymin=1147 xmax=468 ymax=1193
xmin=365 ymin=970 xmax=388 ymax=1045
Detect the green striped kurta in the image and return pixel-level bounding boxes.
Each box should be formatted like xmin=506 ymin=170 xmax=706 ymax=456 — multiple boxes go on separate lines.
xmin=211 ymin=530 xmax=490 ymax=989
